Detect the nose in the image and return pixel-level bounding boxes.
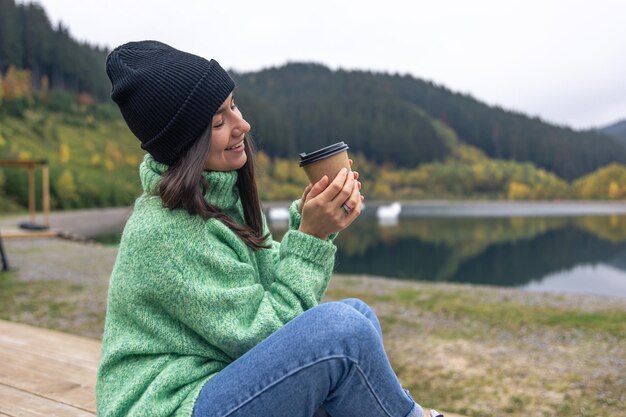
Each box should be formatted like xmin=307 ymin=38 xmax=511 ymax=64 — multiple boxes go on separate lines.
xmin=232 ymin=113 xmax=251 ymax=137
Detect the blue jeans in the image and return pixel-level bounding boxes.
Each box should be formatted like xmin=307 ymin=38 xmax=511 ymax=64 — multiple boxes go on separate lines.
xmin=192 ymin=298 xmax=423 ymax=417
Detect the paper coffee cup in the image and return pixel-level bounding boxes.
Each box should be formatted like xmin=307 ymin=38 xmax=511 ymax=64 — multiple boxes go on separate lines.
xmin=299 ymin=141 xmax=351 ymax=184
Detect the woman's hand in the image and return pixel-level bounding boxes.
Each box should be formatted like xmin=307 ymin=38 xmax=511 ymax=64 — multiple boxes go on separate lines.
xmin=299 ymin=159 xmax=362 ymax=213
xmin=299 ymin=166 xmax=363 ymax=240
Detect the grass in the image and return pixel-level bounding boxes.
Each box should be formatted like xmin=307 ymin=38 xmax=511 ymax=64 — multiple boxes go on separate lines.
xmin=325 ymin=277 xmax=626 ymax=417
xmin=0 ymin=253 xmax=109 ymax=338
xmin=393 ymin=287 xmax=626 ymax=335
xmin=330 ymin=285 xmax=626 ymax=336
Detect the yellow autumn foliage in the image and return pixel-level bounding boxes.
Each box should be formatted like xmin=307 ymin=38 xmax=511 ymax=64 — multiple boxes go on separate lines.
xmin=59 ymin=143 xmax=71 ymax=163
xmin=573 ymin=163 xmax=626 ymax=200
xmin=18 ymin=151 xmax=32 ymax=160
xmin=507 ymin=181 xmax=531 ymax=200
xmin=2 ymin=66 xmax=32 ymax=100
xmin=104 ymin=159 xmax=115 ymax=171
xmin=105 ymin=143 xmax=123 ymax=162
xmin=125 ymin=155 xmax=139 ymax=166
xmin=56 ymin=170 xmax=79 ymax=205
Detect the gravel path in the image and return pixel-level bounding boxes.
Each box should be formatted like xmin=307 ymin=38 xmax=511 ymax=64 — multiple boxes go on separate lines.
xmin=0 ymin=207 xmax=133 ymax=238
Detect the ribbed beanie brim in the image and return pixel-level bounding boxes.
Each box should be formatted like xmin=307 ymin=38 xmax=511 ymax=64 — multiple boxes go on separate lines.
xmin=105 ymin=40 xmax=235 ymax=165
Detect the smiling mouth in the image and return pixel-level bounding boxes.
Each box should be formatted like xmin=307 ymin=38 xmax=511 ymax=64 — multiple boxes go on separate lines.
xmin=226 ymin=140 xmax=244 ymax=150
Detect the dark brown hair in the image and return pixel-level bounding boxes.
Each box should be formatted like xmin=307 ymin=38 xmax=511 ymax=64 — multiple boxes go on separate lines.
xmin=158 ymin=127 xmax=270 ymax=250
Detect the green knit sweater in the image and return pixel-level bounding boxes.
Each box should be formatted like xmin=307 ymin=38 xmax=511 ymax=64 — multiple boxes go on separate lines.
xmin=96 ymin=155 xmax=337 ymax=417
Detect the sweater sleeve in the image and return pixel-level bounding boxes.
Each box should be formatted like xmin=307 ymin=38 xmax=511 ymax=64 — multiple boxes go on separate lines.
xmin=289 ymin=199 xmax=303 ymax=231
xmin=143 ymin=220 xmax=336 ymax=360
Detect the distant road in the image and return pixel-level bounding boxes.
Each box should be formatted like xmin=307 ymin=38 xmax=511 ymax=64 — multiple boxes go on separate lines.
xmin=0 ymin=207 xmax=133 ymax=238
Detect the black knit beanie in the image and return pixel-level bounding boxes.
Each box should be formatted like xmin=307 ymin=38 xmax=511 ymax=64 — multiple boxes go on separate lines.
xmin=105 ymin=40 xmax=235 ymax=165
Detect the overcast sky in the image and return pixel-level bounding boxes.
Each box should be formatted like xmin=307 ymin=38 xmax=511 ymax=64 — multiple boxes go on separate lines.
xmin=28 ymin=0 xmax=626 ymax=130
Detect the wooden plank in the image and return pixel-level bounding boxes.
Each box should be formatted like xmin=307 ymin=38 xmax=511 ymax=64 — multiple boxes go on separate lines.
xmin=0 ymin=321 xmax=100 ymax=368
xmin=28 ymin=167 xmax=35 ymax=224
xmin=0 ymin=345 xmax=97 ymax=412
xmin=42 ymin=165 xmax=50 ymax=227
xmin=0 ymin=321 xmax=98 ymax=414
xmin=0 ymin=160 xmax=47 ymax=168
xmin=0 ymin=383 xmax=94 ymax=417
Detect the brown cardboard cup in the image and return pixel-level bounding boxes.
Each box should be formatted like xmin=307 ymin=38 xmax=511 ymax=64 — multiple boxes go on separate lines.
xmin=299 ymin=142 xmax=351 ymax=184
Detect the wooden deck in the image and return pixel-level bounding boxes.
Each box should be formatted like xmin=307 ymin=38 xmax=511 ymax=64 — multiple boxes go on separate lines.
xmin=0 ymin=320 xmax=99 ymax=416
xmin=0 ymin=320 xmax=466 ymax=417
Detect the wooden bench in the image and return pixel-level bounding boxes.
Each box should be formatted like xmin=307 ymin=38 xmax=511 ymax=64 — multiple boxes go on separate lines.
xmin=0 ymin=320 xmax=99 ymax=416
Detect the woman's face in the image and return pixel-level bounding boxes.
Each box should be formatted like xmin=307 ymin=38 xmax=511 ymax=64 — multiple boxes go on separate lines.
xmin=205 ymin=93 xmax=251 ymax=171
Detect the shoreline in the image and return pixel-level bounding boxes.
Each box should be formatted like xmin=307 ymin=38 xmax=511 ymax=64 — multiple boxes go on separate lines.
xmin=3 ymin=198 xmax=626 ymax=222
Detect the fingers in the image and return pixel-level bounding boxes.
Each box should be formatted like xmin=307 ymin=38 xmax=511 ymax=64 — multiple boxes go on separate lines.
xmin=298 ymin=183 xmax=313 ymax=213
xmin=307 ymin=176 xmax=329 ymax=200
xmin=318 ymin=168 xmax=351 ymax=202
xmin=344 ymin=178 xmax=362 ymax=217
xmin=329 ymin=168 xmax=355 ymax=205
xmin=302 ymin=183 xmax=312 ymax=201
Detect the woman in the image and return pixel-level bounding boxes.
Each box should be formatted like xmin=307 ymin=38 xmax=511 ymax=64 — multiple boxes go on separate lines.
xmin=97 ymin=40 xmax=442 ymax=417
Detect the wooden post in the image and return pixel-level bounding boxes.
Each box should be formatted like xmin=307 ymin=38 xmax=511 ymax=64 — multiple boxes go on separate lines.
xmin=0 ymin=160 xmax=50 ymax=229
xmin=0 ymin=233 xmax=8 ymax=271
xmin=42 ymin=164 xmax=50 ymax=227
xmin=28 ymin=165 xmax=36 ymax=224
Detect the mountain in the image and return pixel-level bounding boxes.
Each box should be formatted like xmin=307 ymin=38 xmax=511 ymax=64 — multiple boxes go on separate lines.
xmin=233 ymin=64 xmax=626 ymax=181
xmin=599 ymin=119 xmax=626 ymax=146
xmin=0 ymin=0 xmax=110 ymax=100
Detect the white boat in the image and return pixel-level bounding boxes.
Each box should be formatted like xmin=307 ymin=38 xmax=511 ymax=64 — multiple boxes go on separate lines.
xmin=268 ymin=206 xmax=290 ymax=221
xmin=376 ymin=202 xmax=401 ymax=219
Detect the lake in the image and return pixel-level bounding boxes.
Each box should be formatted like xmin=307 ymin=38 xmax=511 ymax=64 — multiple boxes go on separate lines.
xmin=93 ymin=201 xmax=626 ymax=298
xmin=266 ymin=201 xmax=626 ymax=298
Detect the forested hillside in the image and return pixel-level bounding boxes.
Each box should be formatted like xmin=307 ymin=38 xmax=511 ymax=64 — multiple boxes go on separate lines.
xmin=600 ymin=119 xmax=626 ymax=147
xmin=0 ymin=0 xmax=109 ymax=100
xmin=233 ymin=64 xmax=626 ymax=180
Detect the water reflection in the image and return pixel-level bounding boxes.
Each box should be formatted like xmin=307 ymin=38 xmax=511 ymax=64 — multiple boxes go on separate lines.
xmin=269 ymin=214 xmax=626 ymax=297
xmin=524 ymin=264 xmax=626 ymax=297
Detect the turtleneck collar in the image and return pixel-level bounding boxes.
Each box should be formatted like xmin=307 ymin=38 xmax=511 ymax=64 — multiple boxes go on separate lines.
xmin=139 ymin=154 xmax=240 ymax=210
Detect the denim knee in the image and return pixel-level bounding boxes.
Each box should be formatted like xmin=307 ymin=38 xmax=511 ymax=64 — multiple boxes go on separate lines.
xmin=310 ymin=301 xmax=379 ymax=351
xmin=340 ymin=297 xmax=376 ymax=316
